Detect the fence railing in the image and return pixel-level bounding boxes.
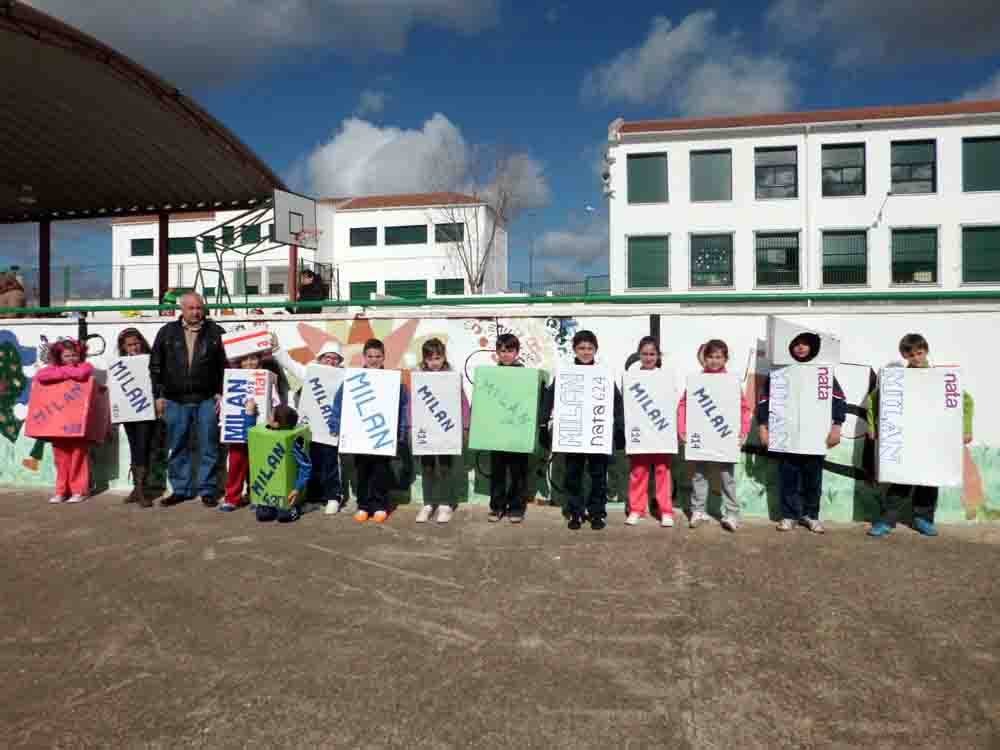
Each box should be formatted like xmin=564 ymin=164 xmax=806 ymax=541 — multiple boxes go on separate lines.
xmin=508 ymin=275 xmax=610 ymax=296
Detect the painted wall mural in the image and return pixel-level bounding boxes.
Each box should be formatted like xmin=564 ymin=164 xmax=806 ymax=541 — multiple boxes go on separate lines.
xmin=0 ymin=310 xmax=997 ymax=522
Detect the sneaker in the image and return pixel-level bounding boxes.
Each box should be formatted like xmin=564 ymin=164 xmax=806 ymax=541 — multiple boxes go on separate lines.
xmin=324 ymin=500 xmax=343 ymax=516
xmin=415 ymin=504 xmax=434 ymax=523
xmin=49 ymin=494 xmax=67 ymax=504
xmin=801 ymin=517 xmax=825 ymax=534
xmin=218 ymin=501 xmax=240 ymax=513
xmin=720 ymin=516 xmax=741 ymax=532
xmin=200 ymin=495 xmax=219 ymax=508
xmin=435 ymin=506 xmax=453 ymax=524
xmin=868 ymin=521 xmax=893 ymax=537
xmin=660 ymin=514 xmax=675 ymax=528
xmin=487 ymin=509 xmax=504 ymax=523
xmin=912 ymin=517 xmax=938 ymax=537
xmin=372 ymin=510 xmax=389 ymax=524
xmin=777 ymin=518 xmax=796 ymax=532
xmin=354 ymin=510 xmax=369 ymax=523
xmin=508 ymin=511 xmax=524 ymax=524
xmin=689 ymin=511 xmax=709 ymax=528
xmin=568 ymin=515 xmax=582 ymax=530
xmin=590 ymin=516 xmax=607 ymax=531
xmin=66 ymin=495 xmax=87 ymax=504
xmin=624 ymin=512 xmax=642 ymax=526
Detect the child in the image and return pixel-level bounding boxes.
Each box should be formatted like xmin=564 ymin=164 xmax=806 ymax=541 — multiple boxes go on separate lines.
xmin=36 ymin=339 xmax=94 ymax=504
xmin=272 ymin=337 xmax=346 ymax=515
xmin=625 ymin=336 xmax=675 ymax=527
xmin=755 ymin=333 xmax=847 ymax=534
xmin=678 ymin=339 xmax=751 ymax=531
xmin=414 ymin=338 xmax=469 ymax=524
xmin=117 ymin=328 xmax=157 ymax=507
xmin=867 ymin=333 xmax=974 ymax=538
xmin=251 ymin=403 xmax=312 ymax=523
xmin=488 ymin=333 xmax=532 ymax=523
xmin=543 ymin=330 xmax=625 ymax=531
xmin=220 ymin=351 xmax=265 ymax=512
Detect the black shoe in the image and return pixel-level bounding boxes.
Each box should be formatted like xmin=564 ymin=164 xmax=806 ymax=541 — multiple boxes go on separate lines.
xmin=160 ymin=494 xmax=190 ymax=507
xmin=201 ymin=495 xmax=219 ymax=508
xmin=487 ymin=509 xmax=505 ymax=523
xmin=568 ymin=515 xmax=582 ymax=530
xmin=508 ymin=511 xmax=524 ymax=524
xmin=590 ymin=516 xmax=607 ymax=530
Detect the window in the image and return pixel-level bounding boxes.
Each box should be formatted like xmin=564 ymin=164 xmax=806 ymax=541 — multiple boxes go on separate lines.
xmin=350 ymin=227 xmax=377 ymax=246
xmin=626 ymin=236 xmax=668 ymax=289
xmin=245 ymin=285 xmax=260 ymax=295
xmin=690 ymin=234 xmax=734 ymax=287
xmin=168 ymin=237 xmax=196 ymax=255
xmin=202 ymin=235 xmax=216 ymax=254
xmin=222 ymin=226 xmax=235 ymax=246
xmin=891 ymin=228 xmax=937 ymax=284
xmin=822 ymin=144 xmax=866 ymax=197
xmin=130 ymin=238 xmax=153 ymax=257
xmin=891 ymin=140 xmax=936 ymax=194
xmin=962 ymin=226 xmax=1000 ymax=282
xmin=129 ymin=288 xmax=154 ymax=299
xmin=690 ymin=150 xmax=732 ymax=202
xmin=963 ymin=137 xmax=1000 ymax=192
xmin=385 ymin=279 xmax=428 ymax=299
xmin=435 ymin=278 xmax=465 ymax=295
xmin=241 ymin=224 xmax=261 ymax=245
xmin=822 ymin=231 xmax=867 ymax=285
xmin=627 ymin=153 xmax=668 ymax=203
xmin=267 ymin=223 xmax=275 ymax=242
xmin=755 ymin=232 xmax=799 ymax=287
xmin=385 ymin=225 xmax=427 ymax=245
xmin=268 ymin=283 xmax=285 ymax=295
xmin=349 ymin=281 xmax=377 ymax=302
xmin=202 ymin=287 xmax=216 ymax=298
xmin=435 ymin=223 xmax=465 ymax=243
xmin=755 ymin=147 xmax=797 ymax=199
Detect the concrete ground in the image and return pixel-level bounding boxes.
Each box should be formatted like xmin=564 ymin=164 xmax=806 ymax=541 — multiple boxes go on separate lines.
xmin=2 ymin=489 xmax=999 ymax=750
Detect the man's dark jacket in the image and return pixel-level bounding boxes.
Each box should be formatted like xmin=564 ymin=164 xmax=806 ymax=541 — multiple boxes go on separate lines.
xmin=293 ymin=276 xmax=327 ymax=313
xmin=149 ymin=319 xmax=227 ymax=403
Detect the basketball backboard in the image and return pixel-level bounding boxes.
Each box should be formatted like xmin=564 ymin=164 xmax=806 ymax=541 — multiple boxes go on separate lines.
xmin=273 ymin=188 xmax=318 ymax=249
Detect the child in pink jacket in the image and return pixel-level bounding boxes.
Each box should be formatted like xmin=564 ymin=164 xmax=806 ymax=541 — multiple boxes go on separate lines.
xmin=36 ymin=339 xmax=95 ymax=504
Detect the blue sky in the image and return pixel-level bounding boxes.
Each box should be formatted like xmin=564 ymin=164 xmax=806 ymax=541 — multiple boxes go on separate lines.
xmin=4 ymin=1 xmax=1000 ymax=289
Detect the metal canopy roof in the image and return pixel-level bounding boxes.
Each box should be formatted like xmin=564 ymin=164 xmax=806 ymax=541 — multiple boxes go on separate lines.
xmin=0 ymin=0 xmax=285 ymax=224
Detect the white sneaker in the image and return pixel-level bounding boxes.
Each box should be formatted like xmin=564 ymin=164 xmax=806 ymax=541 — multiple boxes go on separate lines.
xmin=624 ymin=512 xmax=642 ymax=526
xmin=801 ymin=517 xmax=825 ymax=534
xmin=48 ymin=494 xmax=67 ymax=504
xmin=689 ymin=511 xmax=709 ymax=528
xmin=720 ymin=516 xmax=741 ymax=532
xmin=777 ymin=518 xmax=796 ymax=532
xmin=660 ymin=514 xmax=675 ymax=528
xmin=415 ymin=504 xmax=434 ymax=523
xmin=435 ymin=506 xmax=453 ymax=524
xmin=66 ymin=495 xmax=87 ymax=504
xmin=324 ymin=500 xmax=342 ymax=515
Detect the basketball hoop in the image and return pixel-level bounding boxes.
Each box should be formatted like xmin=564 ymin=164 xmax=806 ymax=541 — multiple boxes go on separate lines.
xmin=291 ymin=228 xmax=322 ymax=247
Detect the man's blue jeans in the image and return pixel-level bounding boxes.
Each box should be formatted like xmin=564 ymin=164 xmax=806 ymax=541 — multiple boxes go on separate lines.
xmin=164 ymin=398 xmax=220 ymax=499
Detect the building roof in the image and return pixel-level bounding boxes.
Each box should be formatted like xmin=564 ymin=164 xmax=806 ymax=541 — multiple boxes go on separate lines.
xmin=618 ymin=99 xmax=1000 ymax=137
xmin=0 ymin=1 xmax=284 ymax=224
xmin=320 ymin=192 xmax=481 ymax=211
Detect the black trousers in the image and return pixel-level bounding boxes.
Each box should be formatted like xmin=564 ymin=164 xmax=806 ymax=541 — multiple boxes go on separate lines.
xmin=881 ymin=484 xmax=939 ymax=525
xmin=309 ymin=443 xmax=342 ymax=503
xmin=490 ymin=451 xmax=529 ymax=514
xmin=420 ymin=455 xmax=453 ymax=506
xmin=354 ymin=454 xmax=394 ymax=513
xmin=123 ymin=421 xmax=157 ymax=468
xmin=564 ymin=453 xmax=609 ymax=520
xmin=777 ymin=454 xmax=824 ymax=520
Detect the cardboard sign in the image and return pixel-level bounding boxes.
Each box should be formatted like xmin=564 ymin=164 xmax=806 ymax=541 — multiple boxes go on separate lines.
xmin=877 ymin=367 xmax=963 ymax=487
xmin=624 ymin=369 xmax=679 ymax=455
xmin=468 ymin=366 xmax=540 ymax=454
xmin=410 ymin=371 xmax=463 ymax=456
xmin=220 ymin=369 xmax=275 ymax=444
xmin=549 ymin=365 xmax=613 ymax=455
xmin=767 ymin=365 xmax=835 ymax=456
xmin=221 ymin=326 xmax=272 ymax=361
xmin=297 ymin=363 xmax=344 ymax=447
xmin=107 ymin=355 xmax=155 ymax=423
xmin=766 ymin=316 xmax=841 ymax=366
xmin=338 ymin=368 xmax=401 ymax=456
xmin=248 ymin=423 xmax=311 ymax=509
xmin=684 ymin=373 xmax=741 ymax=463
xmin=26 ymin=377 xmax=110 ymax=443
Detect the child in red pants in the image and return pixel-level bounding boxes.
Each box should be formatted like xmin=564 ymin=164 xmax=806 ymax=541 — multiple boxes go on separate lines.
xmin=625 ymin=337 xmax=675 ymax=527
xmin=36 ymin=339 xmax=94 ymax=504
xmin=220 ymin=352 xmax=263 ymax=511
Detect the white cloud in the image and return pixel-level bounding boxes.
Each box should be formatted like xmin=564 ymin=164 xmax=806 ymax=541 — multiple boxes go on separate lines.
xmin=582 ymin=12 xmax=797 ymax=116
xmin=960 ymin=71 xmax=1000 ymax=101
xmin=27 ymin=0 xmax=500 ymax=87
xmin=534 ymin=212 xmax=609 ymax=272
xmin=355 ymin=89 xmax=388 ymax=117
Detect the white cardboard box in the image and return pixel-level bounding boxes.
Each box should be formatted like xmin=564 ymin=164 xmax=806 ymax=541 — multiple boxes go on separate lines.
xmin=766 ymin=316 xmax=840 ymax=366
xmin=221 ymin=327 xmax=272 ymax=361
xmin=684 ymin=373 xmax=742 ymax=463
xmin=107 ymin=355 xmax=155 ymax=423
xmin=552 ymin=365 xmax=614 ymax=455
xmin=220 ymin=369 xmax=275 ymax=444
xmin=338 ymin=368 xmax=401 ymax=456
xmin=297 ymin=363 xmax=345 ymax=447
xmin=767 ymin=364 xmax=835 ymax=456
xmin=623 ymin=368 xmax=679 ymax=455
xmin=410 ymin=371 xmax=464 ymax=456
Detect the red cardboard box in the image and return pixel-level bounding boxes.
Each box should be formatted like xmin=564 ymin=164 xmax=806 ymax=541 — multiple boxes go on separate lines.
xmin=25 ymin=378 xmax=111 ymax=443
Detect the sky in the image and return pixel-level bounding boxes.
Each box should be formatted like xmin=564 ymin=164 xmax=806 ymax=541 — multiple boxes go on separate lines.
xmin=3 ymin=0 xmax=1000 ymax=290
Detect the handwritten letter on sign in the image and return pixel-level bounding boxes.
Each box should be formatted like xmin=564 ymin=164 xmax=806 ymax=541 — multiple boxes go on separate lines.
xmin=552 ymin=365 xmax=614 ymax=455
xmin=107 ymin=355 xmax=154 ymax=423
xmin=767 ymin=365 xmax=832 ymax=456
xmin=624 ymin=369 xmax=679 ymax=455
xmin=468 ymin=367 xmax=540 ymax=454
xmin=684 ymin=373 xmax=741 ymax=463
xmin=410 ymin=371 xmax=463 ymax=456
xmin=298 ymin=363 xmax=344 ymax=447
xmin=338 ymin=368 xmax=401 ymax=456
xmin=221 ymin=369 xmax=275 ymax=444
xmin=878 ymin=367 xmax=962 ymax=487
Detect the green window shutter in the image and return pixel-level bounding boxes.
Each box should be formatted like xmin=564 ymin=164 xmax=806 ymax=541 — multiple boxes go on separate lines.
xmin=385 ymin=225 xmax=428 ymax=245
xmin=891 ymin=140 xmax=936 ymax=194
xmin=963 ymin=138 xmax=1000 ymax=192
xmin=129 ymin=288 xmax=154 ymax=299
xmin=822 ymin=231 xmax=868 ymax=285
xmin=822 ymin=144 xmax=866 ymax=196
xmin=755 ymin=233 xmax=799 ymax=287
xmin=755 ymin=147 xmax=798 ymax=199
xmin=690 ymin=234 xmax=734 ymax=287
xmin=241 ymin=225 xmax=261 ymax=245
xmin=385 ymin=279 xmax=428 ymax=299
xmin=434 ymin=223 xmax=465 ymax=242
xmin=268 ymin=224 xmax=276 ymax=242
xmin=350 ymin=227 xmax=378 ymax=246
xmin=626 ymin=236 xmax=668 ymax=289
xmin=891 ymin=228 xmax=937 ymax=284
xmin=690 ymin=150 xmax=732 ymax=202
xmin=627 ymin=153 xmax=668 ymax=203
xmin=268 ymin=282 xmax=285 ymax=295
xmin=202 ymin=286 xmax=216 ymax=298
xmin=131 ymin=238 xmax=154 ymax=257
xmin=434 ymin=278 xmax=465 ymax=295
xmin=962 ymin=226 xmax=1000 ymax=282
xmin=202 ymin=235 xmax=216 ymax=254
xmin=168 ymin=237 xmax=196 ymax=255
xmin=350 ymin=281 xmax=377 ymax=302
xmin=222 ymin=226 xmax=235 ymax=246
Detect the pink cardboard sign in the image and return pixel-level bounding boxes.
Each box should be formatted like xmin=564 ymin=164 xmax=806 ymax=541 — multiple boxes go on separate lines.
xmin=25 ymin=378 xmax=111 ymax=443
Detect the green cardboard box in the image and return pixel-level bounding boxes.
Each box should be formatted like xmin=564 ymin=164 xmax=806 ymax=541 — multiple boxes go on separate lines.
xmin=468 ymin=366 xmax=541 ymax=454
xmin=248 ymin=424 xmax=311 ymax=509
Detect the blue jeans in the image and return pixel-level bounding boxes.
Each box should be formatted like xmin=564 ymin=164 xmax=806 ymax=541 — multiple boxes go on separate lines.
xmin=164 ymin=398 xmax=220 ymax=498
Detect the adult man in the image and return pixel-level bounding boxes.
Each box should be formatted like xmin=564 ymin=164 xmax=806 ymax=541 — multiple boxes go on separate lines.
xmin=292 ymin=268 xmax=327 ymax=314
xmin=150 ymin=292 xmax=228 ymax=507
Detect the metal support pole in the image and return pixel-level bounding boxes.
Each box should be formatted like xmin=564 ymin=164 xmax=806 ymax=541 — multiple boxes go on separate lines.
xmin=39 ymin=218 xmax=51 ymax=309
xmin=288 ymin=244 xmax=299 ymax=302
xmin=158 ymin=212 xmax=169 ymax=302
